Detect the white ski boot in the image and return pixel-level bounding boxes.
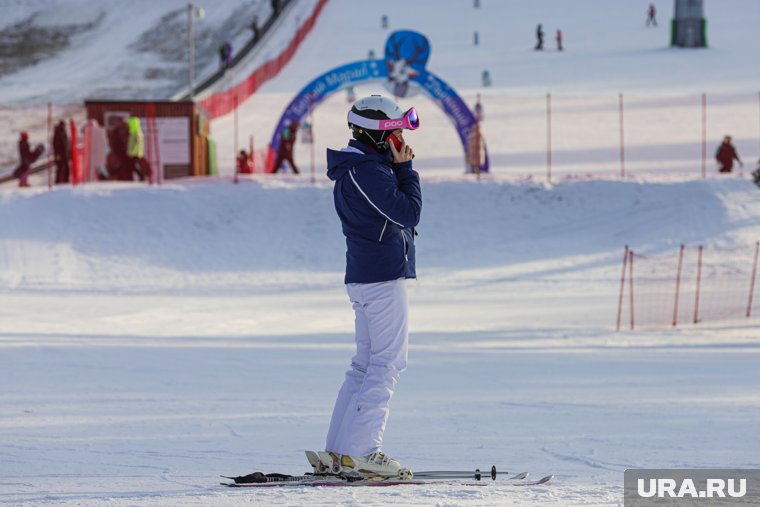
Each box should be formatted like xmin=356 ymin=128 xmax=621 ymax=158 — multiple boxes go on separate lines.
xmin=318 ymin=451 xmax=413 ymax=480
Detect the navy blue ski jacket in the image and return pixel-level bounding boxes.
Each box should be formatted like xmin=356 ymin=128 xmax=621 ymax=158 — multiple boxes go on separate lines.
xmin=326 ymin=140 xmax=422 ymax=284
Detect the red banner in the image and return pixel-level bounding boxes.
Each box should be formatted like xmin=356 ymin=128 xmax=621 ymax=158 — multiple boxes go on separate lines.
xmin=200 ymin=0 xmax=329 ymax=119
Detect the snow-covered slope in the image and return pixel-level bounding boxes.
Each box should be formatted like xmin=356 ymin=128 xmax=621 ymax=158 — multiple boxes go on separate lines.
xmin=0 ymin=0 xmax=272 ymax=103
xmin=210 ymin=0 xmax=760 ymax=174
xmin=1 ymin=177 xmax=757 ymax=295
xmin=2 ymin=1 xmax=760 ymax=506
xmin=2 ymin=176 xmax=760 ymax=507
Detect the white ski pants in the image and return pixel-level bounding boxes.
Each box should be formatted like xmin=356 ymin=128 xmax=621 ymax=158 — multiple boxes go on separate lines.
xmin=325 ymin=278 xmax=408 ymax=457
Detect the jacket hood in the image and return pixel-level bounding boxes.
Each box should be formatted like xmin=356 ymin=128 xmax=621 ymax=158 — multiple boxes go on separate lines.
xmin=326 ymin=140 xmax=390 ymax=181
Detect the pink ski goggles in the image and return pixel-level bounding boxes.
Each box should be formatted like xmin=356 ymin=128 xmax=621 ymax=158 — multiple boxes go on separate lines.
xmin=348 ymin=107 xmax=420 ymax=131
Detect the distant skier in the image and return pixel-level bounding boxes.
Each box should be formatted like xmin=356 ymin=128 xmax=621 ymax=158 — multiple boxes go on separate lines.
xmin=219 ymin=42 xmax=232 ymax=69
xmin=106 ymin=117 xmax=131 ymax=180
xmin=556 ymin=29 xmax=563 ymax=51
xmin=127 ymin=116 xmax=150 ymax=181
xmin=474 ymin=93 xmax=483 ymax=121
xmin=715 ymin=135 xmax=742 ymax=173
xmin=646 ymin=3 xmax=658 ymax=27
xmin=272 ymin=121 xmax=299 ymax=174
xmin=53 ymin=120 xmax=70 ymax=184
xmin=481 ymin=69 xmax=492 ymax=87
xmin=381 ymin=14 xmax=389 ymax=29
xmin=13 ymin=132 xmax=43 ymax=188
xmin=535 ymin=23 xmax=544 ymax=50
xmin=324 ymin=95 xmax=421 ymax=478
xmin=467 ymin=122 xmax=483 ymax=174
xmin=237 ymin=149 xmax=253 ymax=174
xmin=249 ymin=16 xmax=260 ymax=42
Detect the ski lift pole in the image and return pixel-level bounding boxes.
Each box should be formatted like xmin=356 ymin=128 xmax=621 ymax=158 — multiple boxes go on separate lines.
xmin=701 ymin=93 xmax=707 ymax=179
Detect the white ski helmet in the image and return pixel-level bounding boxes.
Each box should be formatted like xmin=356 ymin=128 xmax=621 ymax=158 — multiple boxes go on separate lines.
xmin=347 ymin=95 xmax=417 ymax=150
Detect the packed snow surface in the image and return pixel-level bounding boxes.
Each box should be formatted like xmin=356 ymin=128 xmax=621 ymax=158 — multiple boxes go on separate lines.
xmin=2 ymin=0 xmax=760 ymax=506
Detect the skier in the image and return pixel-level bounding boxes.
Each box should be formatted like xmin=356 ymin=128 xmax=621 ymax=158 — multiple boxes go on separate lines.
xmin=249 ymin=16 xmax=260 ymax=42
xmin=219 ymin=41 xmax=232 ymax=69
xmin=14 ymin=132 xmax=42 ymax=188
xmin=535 ymin=23 xmax=544 ymax=50
xmin=481 ymin=69 xmax=492 ymax=87
xmin=715 ymin=135 xmax=742 ymax=173
xmin=646 ymin=3 xmax=658 ymax=27
xmin=237 ymin=149 xmax=253 ymax=174
xmin=127 ymin=116 xmax=150 ymax=181
xmin=467 ymin=122 xmax=483 ymax=175
xmin=53 ymin=120 xmax=70 ymax=184
xmin=106 ymin=117 xmax=131 ymax=180
xmin=324 ymin=95 xmax=421 ymax=478
xmin=556 ymin=29 xmax=563 ymax=51
xmin=272 ymin=121 xmax=299 ymax=173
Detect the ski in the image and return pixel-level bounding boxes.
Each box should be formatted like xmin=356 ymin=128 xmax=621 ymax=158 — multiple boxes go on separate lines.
xmin=220 ymin=474 xmax=554 ymax=488
xmin=221 ymin=450 xmax=553 ymax=488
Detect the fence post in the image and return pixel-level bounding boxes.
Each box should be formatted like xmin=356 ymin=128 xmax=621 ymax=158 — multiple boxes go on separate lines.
xmin=616 ymin=245 xmax=629 ymax=331
xmin=47 ymin=102 xmax=53 ymax=189
xmin=233 ymin=94 xmax=239 ymax=184
xmin=249 ymin=135 xmax=254 ymax=173
xmin=629 ymin=249 xmax=635 ymax=330
xmin=693 ymin=245 xmax=703 ymax=324
xmin=701 ymin=93 xmax=707 ymax=179
xmin=310 ymin=91 xmax=316 ymax=185
xmin=747 ymin=241 xmax=760 ymax=318
xmin=673 ymin=244 xmax=685 ymax=327
xmin=619 ymin=93 xmax=625 ymax=179
xmin=546 ymin=92 xmax=552 ymax=184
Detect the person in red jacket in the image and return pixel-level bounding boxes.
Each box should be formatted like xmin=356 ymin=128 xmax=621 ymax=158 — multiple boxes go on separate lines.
xmin=236 ymin=149 xmax=253 ymax=174
xmin=14 ymin=132 xmax=43 ymax=187
xmin=715 ymin=135 xmax=743 ymax=173
xmin=53 ymin=120 xmax=70 ymax=184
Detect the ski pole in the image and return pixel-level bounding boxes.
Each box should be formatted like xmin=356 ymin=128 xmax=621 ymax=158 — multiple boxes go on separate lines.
xmin=412 ymin=466 xmax=525 ymax=481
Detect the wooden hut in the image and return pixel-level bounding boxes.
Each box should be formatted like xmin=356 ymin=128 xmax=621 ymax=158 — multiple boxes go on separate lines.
xmin=84 ymin=100 xmax=213 ymax=180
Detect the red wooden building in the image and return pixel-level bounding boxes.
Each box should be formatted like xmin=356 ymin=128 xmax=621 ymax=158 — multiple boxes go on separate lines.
xmin=84 ymin=100 xmax=214 ymax=180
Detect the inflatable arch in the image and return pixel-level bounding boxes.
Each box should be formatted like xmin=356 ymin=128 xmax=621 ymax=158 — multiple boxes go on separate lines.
xmin=268 ymin=30 xmax=488 ymax=173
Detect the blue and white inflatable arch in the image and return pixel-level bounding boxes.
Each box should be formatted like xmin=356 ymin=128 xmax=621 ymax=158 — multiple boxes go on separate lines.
xmin=268 ymin=31 xmax=488 ymax=174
